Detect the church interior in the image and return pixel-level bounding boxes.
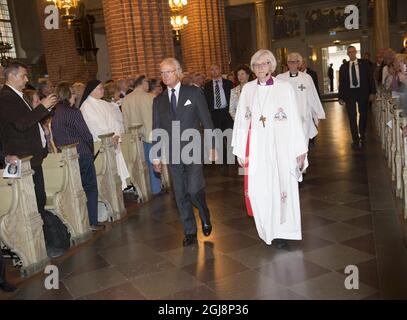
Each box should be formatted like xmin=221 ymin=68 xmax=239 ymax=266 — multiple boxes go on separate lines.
xmin=0 ymin=0 xmax=407 ymax=301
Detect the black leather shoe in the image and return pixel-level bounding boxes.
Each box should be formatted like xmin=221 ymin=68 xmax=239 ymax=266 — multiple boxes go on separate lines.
xmin=183 ymin=235 xmax=197 ymax=247
xmin=202 ymin=223 xmax=212 ymax=237
xmin=0 ymin=281 xmax=17 ymax=292
xmin=274 ymin=239 xmax=288 ymax=249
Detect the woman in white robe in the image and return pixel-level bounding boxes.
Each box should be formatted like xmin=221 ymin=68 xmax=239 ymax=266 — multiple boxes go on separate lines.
xmin=232 ymin=50 xmax=308 ymax=248
xmin=80 ymin=80 xmax=130 ymax=190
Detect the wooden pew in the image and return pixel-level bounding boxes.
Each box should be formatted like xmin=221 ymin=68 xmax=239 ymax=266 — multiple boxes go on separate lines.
xmin=42 ymin=144 xmax=91 ymax=245
xmin=94 ymin=133 xmax=126 ymax=221
xmin=125 ymin=125 xmax=152 ymax=203
xmin=0 ymin=157 xmax=49 ymax=277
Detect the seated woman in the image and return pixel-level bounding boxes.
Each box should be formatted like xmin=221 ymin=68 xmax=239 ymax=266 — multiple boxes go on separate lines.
xmin=51 ymin=82 xmax=105 ymax=232
xmin=79 ymin=80 xmax=130 ymax=190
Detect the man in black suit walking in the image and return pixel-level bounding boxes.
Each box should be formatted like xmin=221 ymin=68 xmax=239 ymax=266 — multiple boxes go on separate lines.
xmin=328 ymin=63 xmax=334 ymax=92
xmin=0 ymin=61 xmax=57 ymax=214
xmin=339 ymin=46 xmax=376 ymax=149
xmin=204 ymin=64 xmax=234 ymax=165
xmin=300 ymin=60 xmax=320 ymax=96
xmin=152 ymin=58 xmax=217 ymax=247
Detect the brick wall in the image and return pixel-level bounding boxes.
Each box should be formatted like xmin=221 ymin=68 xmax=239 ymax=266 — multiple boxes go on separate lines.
xmin=180 ymin=0 xmax=230 ymax=77
xmin=36 ymin=0 xmax=98 ymax=84
xmin=102 ymin=0 xmax=175 ymax=80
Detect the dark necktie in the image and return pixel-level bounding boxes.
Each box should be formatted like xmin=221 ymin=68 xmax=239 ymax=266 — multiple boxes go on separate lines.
xmin=171 ymin=88 xmax=177 ymax=117
xmin=351 ymin=62 xmax=358 ymax=87
xmin=215 ymin=80 xmax=222 ymax=109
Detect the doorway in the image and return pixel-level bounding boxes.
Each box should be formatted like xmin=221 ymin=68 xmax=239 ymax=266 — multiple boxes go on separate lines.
xmin=321 ymin=42 xmax=360 ymax=94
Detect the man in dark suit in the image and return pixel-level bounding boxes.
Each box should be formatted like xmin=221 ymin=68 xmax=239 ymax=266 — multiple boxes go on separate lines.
xmin=328 ymin=63 xmax=334 ymax=92
xmin=339 ymin=46 xmax=376 ymax=149
xmin=204 ymin=65 xmax=234 ymax=166
xmin=152 ymin=58 xmax=217 ymax=247
xmin=300 ymin=60 xmax=320 ymax=96
xmin=0 ymin=61 xmax=57 ymax=214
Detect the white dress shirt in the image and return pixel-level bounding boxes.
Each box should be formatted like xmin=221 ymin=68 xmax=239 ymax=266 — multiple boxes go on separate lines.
xmin=349 ymin=60 xmax=360 ymax=89
xmin=6 ymin=84 xmax=47 ymax=148
xmin=212 ymin=78 xmax=228 ymax=109
xmin=167 ymin=81 xmax=181 ymax=106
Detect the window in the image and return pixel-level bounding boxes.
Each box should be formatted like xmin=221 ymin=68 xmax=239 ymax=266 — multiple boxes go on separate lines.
xmin=0 ymin=0 xmax=16 ymax=58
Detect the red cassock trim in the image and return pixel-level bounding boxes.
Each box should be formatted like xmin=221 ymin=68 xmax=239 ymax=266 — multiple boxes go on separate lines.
xmin=244 ymin=123 xmax=254 ymax=217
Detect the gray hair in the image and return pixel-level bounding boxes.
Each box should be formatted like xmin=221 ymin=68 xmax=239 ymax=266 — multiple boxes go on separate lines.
xmin=287 ymin=52 xmax=303 ymax=64
xmin=160 ymin=57 xmax=183 ymax=76
xmin=250 ymin=49 xmax=277 ymax=73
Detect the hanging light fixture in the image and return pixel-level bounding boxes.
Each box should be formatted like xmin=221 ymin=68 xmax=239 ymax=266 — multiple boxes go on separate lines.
xmin=169 ymin=0 xmax=188 ymax=11
xmin=46 ymin=0 xmax=80 ymax=27
xmin=275 ymin=1 xmax=284 ymax=17
xmin=168 ymin=0 xmax=188 ymax=41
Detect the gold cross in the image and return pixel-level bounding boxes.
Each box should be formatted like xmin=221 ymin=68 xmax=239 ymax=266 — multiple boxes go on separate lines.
xmin=259 ymin=115 xmax=266 ymax=127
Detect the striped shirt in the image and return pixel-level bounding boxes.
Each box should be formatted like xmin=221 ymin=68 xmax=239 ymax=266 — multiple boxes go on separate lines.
xmin=51 ymin=102 xmax=94 ymax=157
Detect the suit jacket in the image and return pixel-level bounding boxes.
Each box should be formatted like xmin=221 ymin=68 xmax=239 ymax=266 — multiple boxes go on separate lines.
xmin=338 ymin=59 xmax=376 ymax=101
xmin=306 ymin=68 xmax=320 ymax=96
xmin=152 ymin=84 xmax=215 ymax=163
xmin=204 ymin=79 xmax=233 ymax=112
xmin=122 ymin=87 xmax=154 ymax=143
xmin=0 ymin=85 xmax=50 ymax=167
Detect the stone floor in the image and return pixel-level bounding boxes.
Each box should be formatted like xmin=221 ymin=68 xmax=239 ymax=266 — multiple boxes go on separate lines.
xmin=1 ymin=101 xmax=407 ymax=300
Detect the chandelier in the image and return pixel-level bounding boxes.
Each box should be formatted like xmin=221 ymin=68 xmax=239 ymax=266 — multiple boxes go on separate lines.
xmin=275 ymin=1 xmax=284 ymax=17
xmin=46 ymin=0 xmax=80 ymax=26
xmin=169 ymin=0 xmax=188 ymax=41
xmin=169 ymin=0 xmax=187 ymax=11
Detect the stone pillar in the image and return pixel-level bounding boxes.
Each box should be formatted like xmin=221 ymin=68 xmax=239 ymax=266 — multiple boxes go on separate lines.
xmin=102 ymin=0 xmax=174 ymax=79
xmin=36 ymin=0 xmax=98 ymax=83
xmin=254 ymin=0 xmax=270 ymax=50
xmin=374 ymin=0 xmax=390 ymax=51
xmin=180 ymin=0 xmax=230 ymax=75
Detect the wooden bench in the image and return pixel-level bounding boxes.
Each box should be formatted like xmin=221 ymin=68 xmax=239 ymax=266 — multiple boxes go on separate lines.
xmin=42 ymin=144 xmax=91 ymax=245
xmin=0 ymin=156 xmax=49 ymax=277
xmin=94 ymin=133 xmax=126 ymax=221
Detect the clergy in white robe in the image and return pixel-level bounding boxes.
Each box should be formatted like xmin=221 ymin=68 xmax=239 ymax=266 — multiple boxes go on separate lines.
xmin=80 ymin=80 xmax=130 ymax=190
xmin=276 ymin=52 xmax=325 ymax=141
xmin=232 ymin=49 xmax=308 ymax=247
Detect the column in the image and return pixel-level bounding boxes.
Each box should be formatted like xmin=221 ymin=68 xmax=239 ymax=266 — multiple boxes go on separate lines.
xmin=374 ymin=0 xmax=390 ymax=51
xmin=254 ymin=0 xmax=270 ymax=50
xmin=103 ymin=0 xmax=175 ymax=79
xmin=36 ymin=0 xmax=98 ymax=83
xmin=180 ymin=0 xmax=230 ymax=75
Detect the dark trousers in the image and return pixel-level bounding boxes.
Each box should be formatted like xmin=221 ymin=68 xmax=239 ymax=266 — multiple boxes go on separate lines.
xmin=79 ymin=156 xmax=99 ymax=226
xmin=0 ymin=250 xmax=5 ymax=284
xmin=329 ymin=78 xmax=334 ymax=92
xmin=169 ymin=163 xmax=210 ymax=235
xmin=32 ymin=165 xmax=46 ymax=215
xmin=345 ymin=95 xmax=369 ymax=143
xmin=212 ymin=109 xmax=233 ymax=164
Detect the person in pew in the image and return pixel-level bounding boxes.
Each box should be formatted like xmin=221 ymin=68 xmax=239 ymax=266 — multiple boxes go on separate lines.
xmin=23 ymin=89 xmax=58 ymax=153
xmin=103 ymin=82 xmax=125 ymax=134
xmin=79 ymin=80 xmax=130 ymax=190
xmin=122 ymin=75 xmax=162 ymax=195
xmin=51 ymin=82 xmax=105 ymax=232
xmin=0 ymin=61 xmax=58 ymax=216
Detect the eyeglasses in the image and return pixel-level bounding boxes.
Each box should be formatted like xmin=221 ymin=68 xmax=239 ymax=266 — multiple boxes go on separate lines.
xmin=160 ymin=70 xmax=176 ymax=76
xmin=253 ymin=61 xmax=271 ymax=69
xmin=287 ymin=60 xmax=299 ymax=64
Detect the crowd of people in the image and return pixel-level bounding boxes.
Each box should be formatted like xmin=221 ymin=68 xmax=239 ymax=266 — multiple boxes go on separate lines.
xmin=1 ymin=43 xmax=405 ymax=293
